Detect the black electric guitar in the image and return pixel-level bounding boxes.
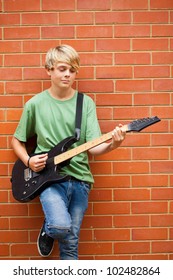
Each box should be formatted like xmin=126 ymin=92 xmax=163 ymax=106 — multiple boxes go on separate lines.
xmin=11 ymin=116 xmax=160 ymax=202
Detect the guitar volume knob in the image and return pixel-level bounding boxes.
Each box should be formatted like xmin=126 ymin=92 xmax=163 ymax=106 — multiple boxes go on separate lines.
xmin=32 ymin=180 xmax=37 ymax=185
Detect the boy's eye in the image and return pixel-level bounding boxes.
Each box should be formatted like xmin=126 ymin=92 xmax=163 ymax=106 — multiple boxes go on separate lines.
xmin=59 ymin=67 xmax=66 ymax=72
xmin=58 ymin=67 xmax=76 ymax=73
xmin=70 ymin=68 xmax=76 ymax=73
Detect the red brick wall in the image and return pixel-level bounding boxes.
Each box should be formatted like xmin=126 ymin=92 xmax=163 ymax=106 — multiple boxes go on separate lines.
xmin=0 ymin=0 xmax=173 ymax=260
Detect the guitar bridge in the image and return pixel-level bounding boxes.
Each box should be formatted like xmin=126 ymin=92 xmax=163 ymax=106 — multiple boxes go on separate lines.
xmin=24 ymin=168 xmax=32 ymax=181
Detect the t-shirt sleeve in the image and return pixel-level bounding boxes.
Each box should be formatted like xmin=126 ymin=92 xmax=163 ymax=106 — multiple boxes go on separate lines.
xmin=14 ymin=102 xmax=35 ymax=142
xmin=85 ymin=97 xmax=101 ymax=142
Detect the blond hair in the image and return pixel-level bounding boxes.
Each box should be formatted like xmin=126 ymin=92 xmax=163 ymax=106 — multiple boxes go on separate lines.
xmin=45 ymin=45 xmax=80 ymax=72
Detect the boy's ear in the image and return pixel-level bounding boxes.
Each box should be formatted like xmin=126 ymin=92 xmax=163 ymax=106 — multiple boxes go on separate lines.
xmin=46 ymin=68 xmax=51 ymax=76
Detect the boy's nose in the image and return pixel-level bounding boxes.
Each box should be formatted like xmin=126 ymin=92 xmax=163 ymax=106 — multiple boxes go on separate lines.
xmin=65 ymin=69 xmax=70 ymax=76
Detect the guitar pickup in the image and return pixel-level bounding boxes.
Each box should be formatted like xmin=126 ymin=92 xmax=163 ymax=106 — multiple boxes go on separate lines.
xmin=24 ymin=168 xmax=32 ymax=181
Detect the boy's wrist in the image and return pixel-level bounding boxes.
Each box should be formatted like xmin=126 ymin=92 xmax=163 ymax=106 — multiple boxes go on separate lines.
xmin=27 ymin=156 xmax=31 ymax=168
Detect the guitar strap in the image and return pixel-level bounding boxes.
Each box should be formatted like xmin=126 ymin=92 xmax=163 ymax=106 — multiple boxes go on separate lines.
xmin=75 ymin=92 xmax=84 ymax=141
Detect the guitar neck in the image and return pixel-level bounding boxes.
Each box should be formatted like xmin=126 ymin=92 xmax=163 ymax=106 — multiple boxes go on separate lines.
xmin=54 ymin=124 xmax=128 ymax=165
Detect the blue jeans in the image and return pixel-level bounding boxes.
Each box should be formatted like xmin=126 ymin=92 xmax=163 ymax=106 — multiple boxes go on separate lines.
xmin=39 ymin=179 xmax=90 ymax=260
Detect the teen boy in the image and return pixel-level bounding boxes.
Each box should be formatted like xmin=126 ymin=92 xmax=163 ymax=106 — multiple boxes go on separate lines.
xmin=11 ymin=45 xmax=126 ymax=259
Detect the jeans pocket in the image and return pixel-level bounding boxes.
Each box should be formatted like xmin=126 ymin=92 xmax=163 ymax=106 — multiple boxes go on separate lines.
xmin=81 ymin=182 xmax=91 ymax=195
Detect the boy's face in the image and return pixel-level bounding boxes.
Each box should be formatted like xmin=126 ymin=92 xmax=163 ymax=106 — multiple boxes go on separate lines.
xmin=46 ymin=62 xmax=77 ymax=89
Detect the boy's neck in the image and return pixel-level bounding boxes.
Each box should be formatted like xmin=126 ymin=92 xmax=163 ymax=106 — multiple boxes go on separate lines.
xmin=48 ymin=87 xmax=75 ymax=100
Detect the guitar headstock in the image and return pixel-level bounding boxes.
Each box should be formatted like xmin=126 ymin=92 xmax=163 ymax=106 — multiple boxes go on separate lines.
xmin=127 ymin=116 xmax=161 ymax=132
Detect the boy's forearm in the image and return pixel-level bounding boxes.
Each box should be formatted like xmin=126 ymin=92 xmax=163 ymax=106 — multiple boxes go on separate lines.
xmin=11 ymin=137 xmax=29 ymax=166
xmin=89 ymin=141 xmax=119 ymax=156
xmin=89 ymin=126 xmax=126 ymax=156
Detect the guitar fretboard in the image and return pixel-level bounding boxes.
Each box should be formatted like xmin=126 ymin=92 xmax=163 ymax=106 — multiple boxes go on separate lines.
xmin=54 ymin=125 xmax=128 ymax=165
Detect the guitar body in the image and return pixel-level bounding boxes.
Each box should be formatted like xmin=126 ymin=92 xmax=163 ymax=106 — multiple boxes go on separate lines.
xmin=11 ymin=136 xmax=77 ymax=202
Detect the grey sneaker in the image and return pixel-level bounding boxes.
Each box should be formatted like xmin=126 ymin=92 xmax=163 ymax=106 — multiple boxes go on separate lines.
xmin=37 ymin=222 xmax=54 ymax=257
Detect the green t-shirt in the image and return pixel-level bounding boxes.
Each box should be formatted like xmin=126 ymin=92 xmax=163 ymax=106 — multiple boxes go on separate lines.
xmin=14 ymin=90 xmax=101 ymax=183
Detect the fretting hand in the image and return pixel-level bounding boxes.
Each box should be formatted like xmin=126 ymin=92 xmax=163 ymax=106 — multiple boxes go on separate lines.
xmin=110 ymin=124 xmax=126 ymax=150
